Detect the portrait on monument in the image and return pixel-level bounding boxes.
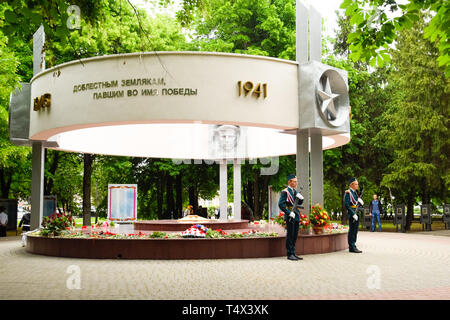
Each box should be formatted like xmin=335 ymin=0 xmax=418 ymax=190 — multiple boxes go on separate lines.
xmin=208 ymin=124 xmax=247 ymax=160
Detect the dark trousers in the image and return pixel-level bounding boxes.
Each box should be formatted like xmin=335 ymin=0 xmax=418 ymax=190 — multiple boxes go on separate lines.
xmin=348 ymin=216 xmax=359 ymax=250
xmin=0 ymin=225 xmax=6 ymax=237
xmin=286 ymin=219 xmax=299 ymax=256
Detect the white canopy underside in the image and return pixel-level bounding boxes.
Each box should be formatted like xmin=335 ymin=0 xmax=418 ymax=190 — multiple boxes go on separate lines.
xmin=48 ymin=123 xmax=349 ymax=159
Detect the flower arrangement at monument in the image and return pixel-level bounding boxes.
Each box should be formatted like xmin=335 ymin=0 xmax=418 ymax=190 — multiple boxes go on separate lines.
xmin=299 ymin=213 xmax=311 ymax=231
xmin=309 ymin=204 xmax=330 ymax=234
xmin=181 ymin=224 xmax=208 ymax=238
xmin=273 ymin=212 xmax=286 ymax=228
xmin=327 ymin=223 xmax=349 ymax=234
xmin=33 ymin=223 xmax=278 ymax=239
xmin=309 ymin=204 xmax=329 ymax=227
xmin=250 ymin=220 xmax=267 ymax=227
xmin=40 ymin=212 xmax=75 ymax=236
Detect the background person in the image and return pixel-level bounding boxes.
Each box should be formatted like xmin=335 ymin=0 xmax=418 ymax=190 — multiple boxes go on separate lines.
xmin=369 ymin=194 xmax=383 ymax=232
xmin=19 ymin=211 xmax=31 ymax=246
xmin=19 ymin=211 xmax=31 ymax=232
xmin=0 ymin=206 xmax=8 ymax=237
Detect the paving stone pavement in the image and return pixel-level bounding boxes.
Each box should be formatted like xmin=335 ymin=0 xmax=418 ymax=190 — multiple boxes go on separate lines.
xmin=0 ymin=231 xmax=449 ymax=300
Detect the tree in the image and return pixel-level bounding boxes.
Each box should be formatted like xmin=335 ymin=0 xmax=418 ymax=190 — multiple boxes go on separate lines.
xmin=323 ymin=12 xmax=394 ymax=223
xmin=1 ymin=0 xmax=189 ymax=222
xmin=0 ymin=22 xmax=30 ymax=200
xmin=189 ymin=0 xmax=296 ymax=60
xmin=340 ymin=0 xmax=450 ymax=77
xmin=378 ymin=12 xmax=449 ymax=230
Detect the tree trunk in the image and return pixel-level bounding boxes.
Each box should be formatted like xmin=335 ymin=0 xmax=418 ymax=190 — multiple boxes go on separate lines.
xmin=188 ymin=185 xmax=199 ymax=214
xmin=252 ymin=172 xmax=260 ymax=220
xmin=259 ymin=175 xmax=269 ymax=219
xmin=166 ymin=174 xmax=175 ymax=219
xmin=341 ymin=183 xmax=348 ymax=224
xmin=44 ymin=150 xmax=59 ymax=195
xmin=175 ymin=174 xmax=183 ymax=219
xmin=0 ymin=168 xmax=11 ymax=199
xmin=82 ymin=154 xmax=94 ymax=227
xmin=246 ymin=181 xmax=254 ymax=212
xmin=243 ymin=183 xmax=248 ymax=205
xmin=405 ymin=188 xmax=415 ymax=231
xmin=157 ymin=172 xmax=165 ymax=219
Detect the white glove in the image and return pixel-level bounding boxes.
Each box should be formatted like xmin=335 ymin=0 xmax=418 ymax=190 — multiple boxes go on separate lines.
xmin=353 ymin=214 xmax=358 ymax=221
xmin=296 ymin=193 xmax=304 ymax=200
xmin=289 ymin=212 xmax=296 ymax=219
xmin=358 ymin=198 xmax=364 ymax=205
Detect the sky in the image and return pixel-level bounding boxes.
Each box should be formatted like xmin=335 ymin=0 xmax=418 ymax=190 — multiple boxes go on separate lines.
xmin=130 ymin=0 xmax=346 ymax=39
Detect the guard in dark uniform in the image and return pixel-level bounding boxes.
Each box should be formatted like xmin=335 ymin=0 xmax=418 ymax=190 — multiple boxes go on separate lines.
xmin=19 ymin=212 xmax=31 ymax=232
xmin=278 ymin=174 xmax=304 ymax=261
xmin=345 ymin=177 xmax=363 ymax=253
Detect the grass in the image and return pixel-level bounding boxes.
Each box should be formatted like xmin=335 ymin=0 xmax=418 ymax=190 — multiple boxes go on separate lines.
xmin=357 ymin=220 xmax=448 ymax=232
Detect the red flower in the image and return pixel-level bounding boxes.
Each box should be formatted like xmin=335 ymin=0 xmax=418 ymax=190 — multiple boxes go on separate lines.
xmin=81 ymin=226 xmax=87 ymax=230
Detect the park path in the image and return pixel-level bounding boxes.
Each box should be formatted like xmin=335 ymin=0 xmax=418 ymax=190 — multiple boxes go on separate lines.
xmin=0 ymin=230 xmax=449 ymax=300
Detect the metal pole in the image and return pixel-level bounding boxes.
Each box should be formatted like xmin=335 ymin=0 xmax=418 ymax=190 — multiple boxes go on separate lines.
xmin=30 ymin=25 xmax=46 ymax=230
xmin=296 ymin=129 xmax=309 ymax=215
xmin=30 ymin=141 xmax=44 ymax=229
xmin=310 ymin=130 xmax=323 ymax=206
xmin=219 ymin=160 xmax=227 ymax=220
xmin=233 ymin=159 xmax=241 ymax=221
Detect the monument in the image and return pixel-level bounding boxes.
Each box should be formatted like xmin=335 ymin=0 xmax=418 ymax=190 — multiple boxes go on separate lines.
xmin=9 ymin=2 xmax=351 ymax=259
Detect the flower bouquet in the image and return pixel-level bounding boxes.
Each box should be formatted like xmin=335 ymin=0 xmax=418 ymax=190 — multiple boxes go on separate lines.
xmin=272 ymin=212 xmax=286 ymax=229
xmin=299 ymin=213 xmax=311 ymax=234
xmin=181 ymin=224 xmax=208 ymax=238
xmin=41 ymin=212 xmax=75 ymax=236
xmin=309 ymin=204 xmax=330 ymax=234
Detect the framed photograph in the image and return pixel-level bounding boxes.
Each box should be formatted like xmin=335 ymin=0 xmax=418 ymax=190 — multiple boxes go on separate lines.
xmin=108 ymin=184 xmax=137 ymax=221
xmin=43 ymin=195 xmax=57 ymax=217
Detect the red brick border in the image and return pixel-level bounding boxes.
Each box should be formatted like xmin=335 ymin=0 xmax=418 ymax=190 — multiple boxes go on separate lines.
xmin=26 ymin=232 xmax=348 ymax=259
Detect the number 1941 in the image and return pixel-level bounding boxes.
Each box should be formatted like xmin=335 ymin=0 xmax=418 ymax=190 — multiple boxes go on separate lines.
xmin=238 ymin=81 xmax=267 ymax=98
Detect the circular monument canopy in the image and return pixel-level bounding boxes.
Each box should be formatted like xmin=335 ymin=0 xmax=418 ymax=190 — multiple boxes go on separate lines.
xmin=29 ymin=52 xmax=349 ymax=159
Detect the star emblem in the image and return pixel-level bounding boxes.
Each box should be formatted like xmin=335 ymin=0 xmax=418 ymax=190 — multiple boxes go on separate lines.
xmin=317 ymin=77 xmax=339 ymax=120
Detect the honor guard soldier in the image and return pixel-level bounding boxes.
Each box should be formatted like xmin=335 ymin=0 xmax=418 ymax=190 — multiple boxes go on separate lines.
xmin=345 ymin=177 xmax=364 ymax=253
xmin=278 ymin=174 xmax=304 ymax=261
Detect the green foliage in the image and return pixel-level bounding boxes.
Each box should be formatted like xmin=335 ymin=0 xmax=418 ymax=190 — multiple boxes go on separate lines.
xmin=149 ymin=231 xmax=167 ymax=238
xmin=340 ymin=0 xmax=450 ymax=77
xmin=187 ymin=0 xmax=296 ymax=60
xmin=378 ymin=12 xmax=449 ymax=204
xmin=0 ymin=26 xmax=31 ymax=199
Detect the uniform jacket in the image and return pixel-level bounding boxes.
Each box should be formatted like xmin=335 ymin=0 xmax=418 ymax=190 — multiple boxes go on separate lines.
xmin=344 ymin=188 xmax=359 ymax=216
xmin=19 ymin=213 xmax=31 ymax=228
xmin=278 ymin=186 xmax=301 ymax=223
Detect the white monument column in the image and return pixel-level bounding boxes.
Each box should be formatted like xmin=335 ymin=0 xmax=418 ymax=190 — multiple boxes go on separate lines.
xmin=296 ymin=1 xmax=310 ymax=214
xmin=296 ymin=1 xmax=324 ymax=209
xmin=309 ymin=6 xmax=324 ymax=206
xmin=233 ymin=159 xmax=241 ymax=220
xmin=219 ymin=160 xmax=228 ymax=220
xmin=310 ymin=130 xmax=323 ymax=206
xmin=30 ymin=141 xmax=45 ymax=230
xmin=30 ymin=25 xmax=45 ymax=230
xmin=296 ymin=130 xmax=309 ymax=214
